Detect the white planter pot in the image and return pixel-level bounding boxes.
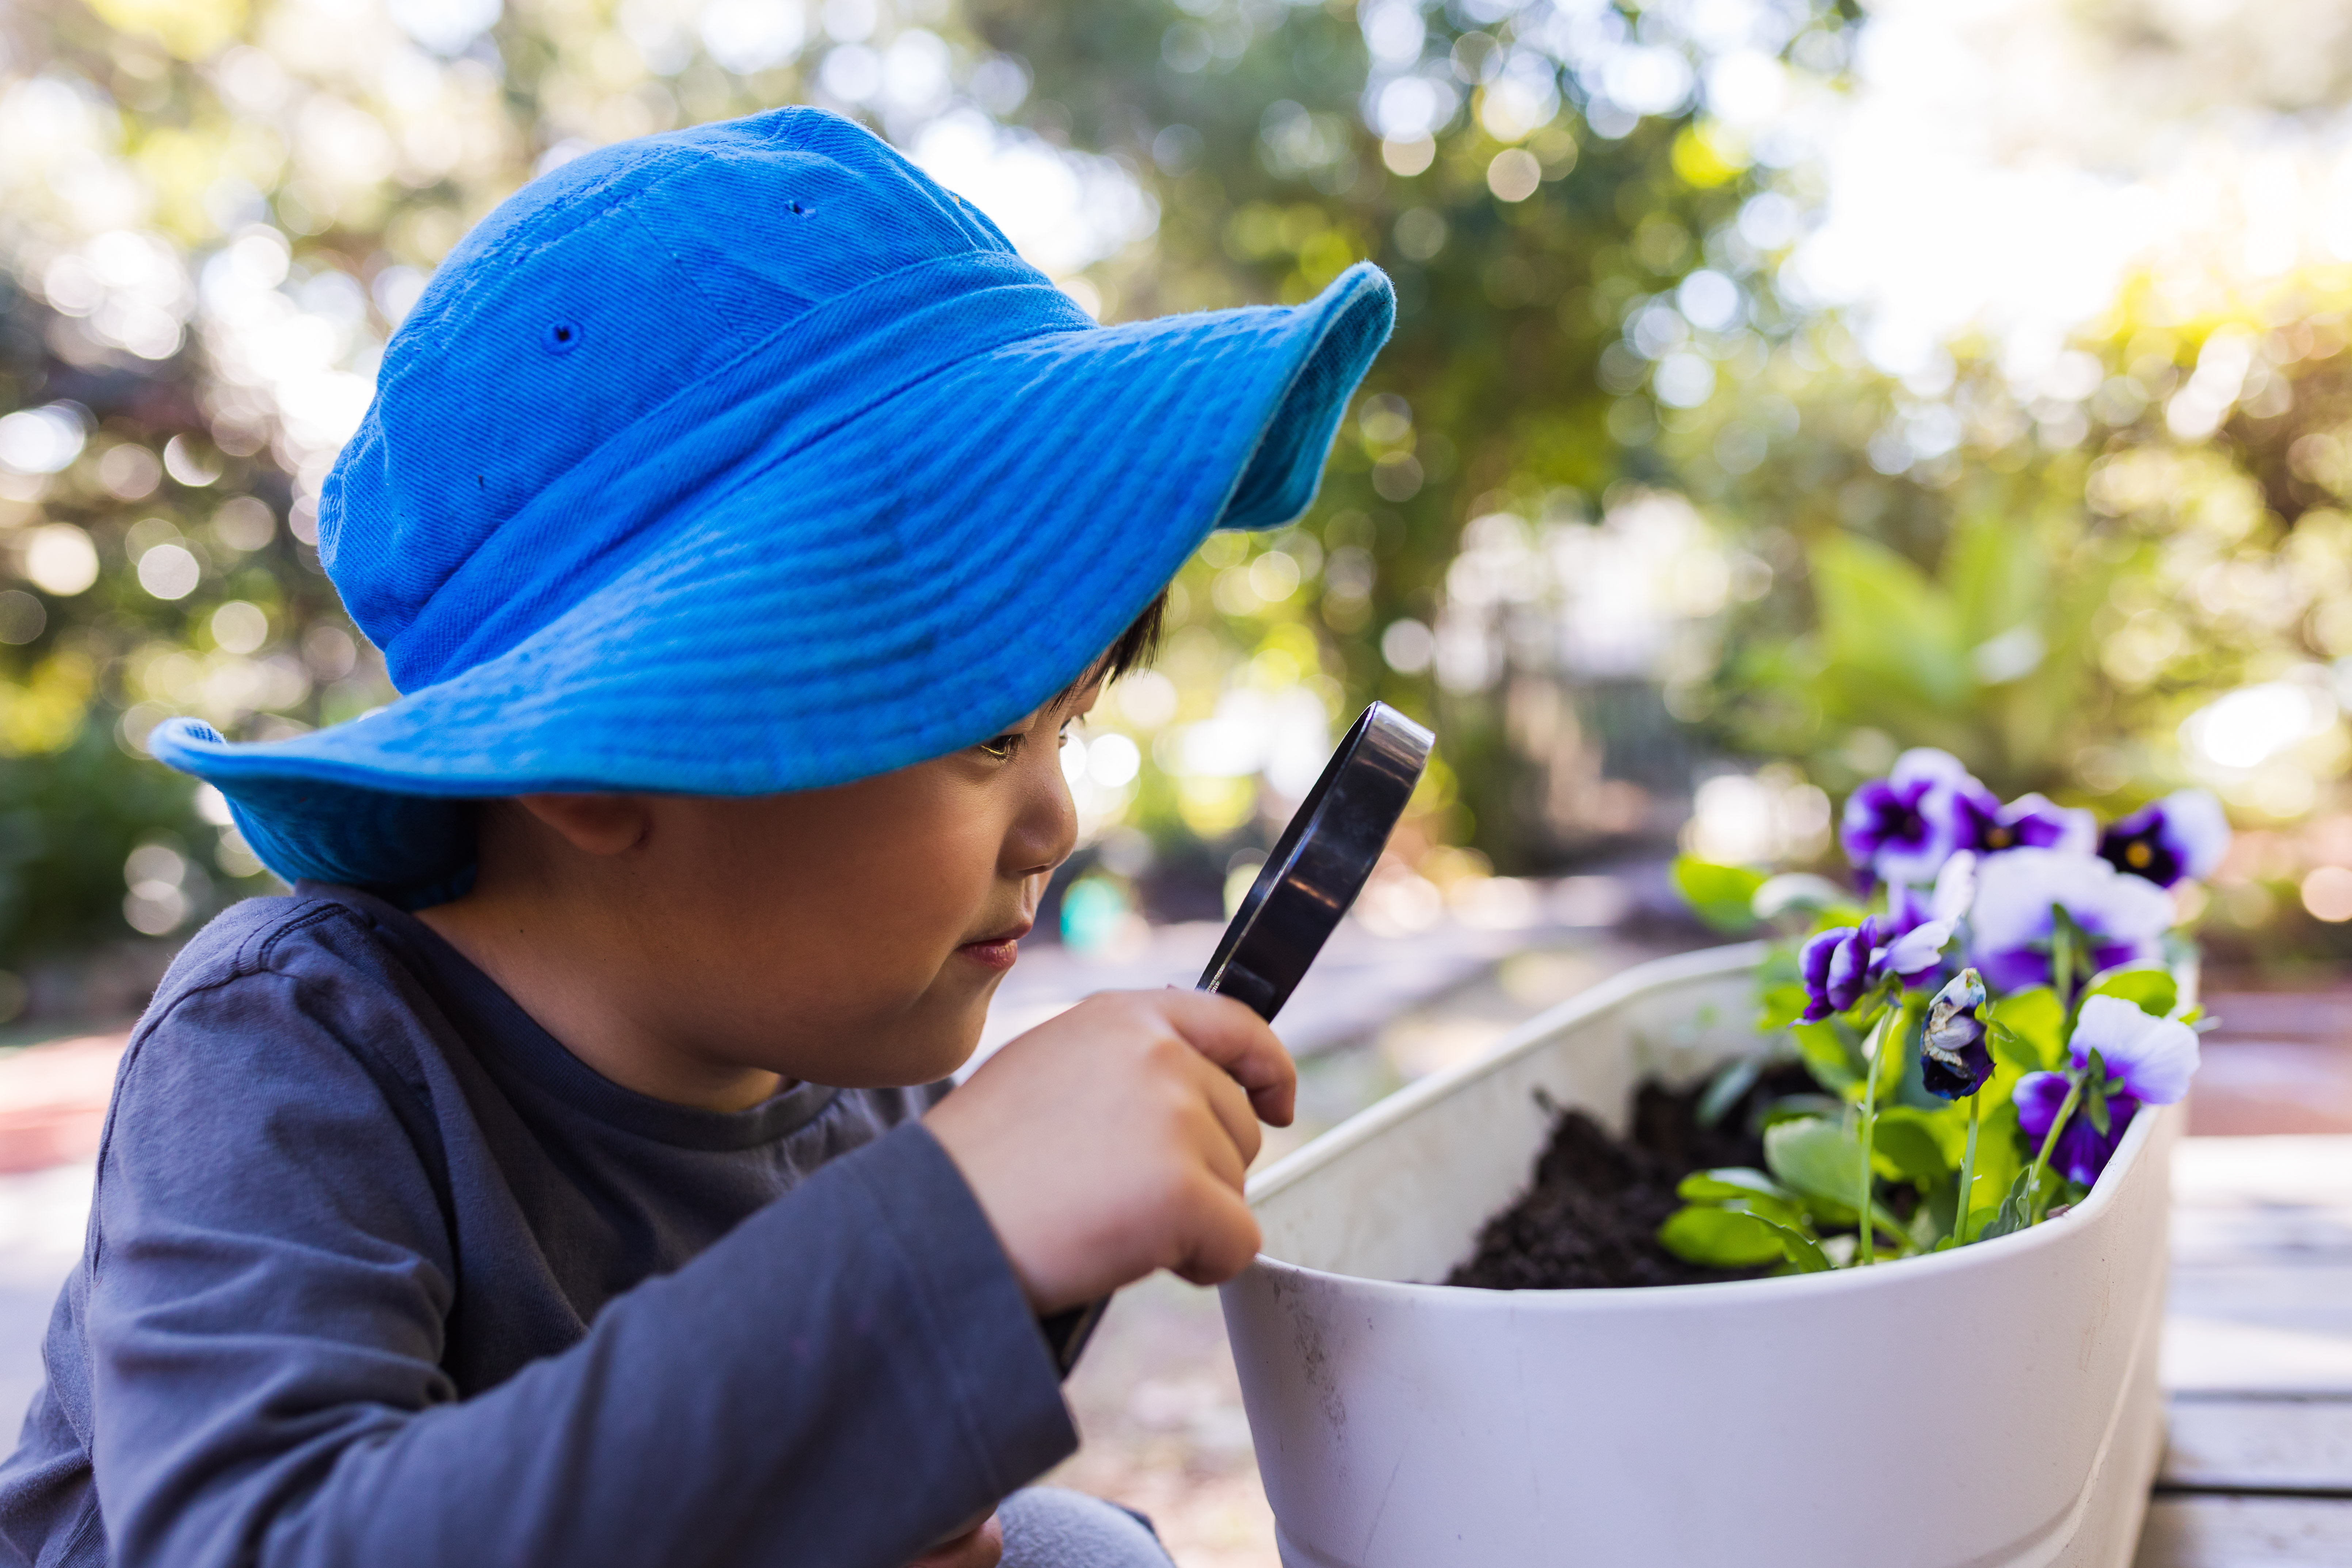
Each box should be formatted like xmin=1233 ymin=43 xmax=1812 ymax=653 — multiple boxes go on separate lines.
xmin=1223 ymin=943 xmax=2176 ymax=1568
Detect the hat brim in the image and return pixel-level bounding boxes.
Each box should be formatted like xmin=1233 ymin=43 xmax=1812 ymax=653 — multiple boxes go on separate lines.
xmin=154 ymin=263 xmax=1395 ymax=904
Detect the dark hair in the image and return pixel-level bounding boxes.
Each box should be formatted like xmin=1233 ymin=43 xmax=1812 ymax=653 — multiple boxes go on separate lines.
xmin=1057 ymin=589 xmax=1167 ymax=705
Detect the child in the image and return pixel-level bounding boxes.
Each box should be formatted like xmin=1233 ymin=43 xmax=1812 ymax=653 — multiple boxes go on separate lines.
xmin=0 ymin=109 xmax=1391 ymax=1568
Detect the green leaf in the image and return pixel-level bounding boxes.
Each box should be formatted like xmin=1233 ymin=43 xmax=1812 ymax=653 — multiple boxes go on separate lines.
xmin=1672 ymin=857 xmax=1766 ymax=933
xmin=1758 ymin=981 xmax=1814 ymax=1031
xmin=1751 ymin=873 xmax=1861 ymax=923
xmin=1988 ymin=989 xmax=2065 ymax=1071
xmin=1866 ymin=999 xmax=1915 ymax=1101
xmin=1958 ymin=1099 xmax=2023 ymax=1237
xmin=1676 ymin=1167 xmax=1792 ymax=1204
xmin=1870 ymin=1110 xmax=1953 ymax=1189
xmin=1658 ymin=1205 xmax=1786 ymax=1268
xmin=1760 ymin=1094 xmax=1843 ymax=1129
xmin=2086 ymin=967 xmax=2179 ymax=1020
xmin=1976 ymin=1167 xmax=2037 ymax=1241
xmin=1791 ymin=1019 xmax=1862 ymax=1096
xmin=1678 ymin=1170 xmax=1812 ymax=1229
xmin=1764 ymin=1117 xmax=1868 ymax=1214
xmin=1749 ymin=1212 xmax=1833 ymax=1273
xmin=1695 ymin=1056 xmax=1765 ymax=1129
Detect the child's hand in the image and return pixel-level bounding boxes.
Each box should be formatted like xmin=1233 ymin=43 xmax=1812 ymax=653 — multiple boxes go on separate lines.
xmin=927 ymin=990 xmax=1296 ymax=1313
xmin=906 ymin=1513 xmax=1002 ymax=1568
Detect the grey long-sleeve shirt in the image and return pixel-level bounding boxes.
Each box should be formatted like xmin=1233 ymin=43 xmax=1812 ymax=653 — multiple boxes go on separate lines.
xmin=0 ymin=885 xmax=1077 ymax=1567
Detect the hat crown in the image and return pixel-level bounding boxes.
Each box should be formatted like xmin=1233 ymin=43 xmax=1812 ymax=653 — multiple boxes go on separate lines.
xmin=322 ymin=109 xmax=1015 ymax=684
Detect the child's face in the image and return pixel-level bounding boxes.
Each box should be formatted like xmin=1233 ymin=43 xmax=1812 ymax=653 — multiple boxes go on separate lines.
xmin=650 ymin=684 xmax=1101 ymax=1088
xmin=454 ymin=683 xmax=1099 ymax=1100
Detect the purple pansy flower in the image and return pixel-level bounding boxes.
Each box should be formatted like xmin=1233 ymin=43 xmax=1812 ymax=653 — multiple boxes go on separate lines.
xmin=1967 ymin=849 xmax=2173 ymax=995
xmin=2012 ymin=995 xmax=2200 ymax=1184
xmin=1890 ymin=849 xmax=1977 ymax=938
xmin=1920 ymin=968 xmax=1991 ymax=1099
xmin=2013 ymin=1072 xmax=2128 ymax=1186
xmin=1958 ymin=791 xmax=2098 ymax=857
xmin=2100 ymin=789 xmax=2232 ymax=888
xmin=1840 ymin=748 xmax=1987 ymax=889
xmin=2069 ymin=993 xmax=2201 ymax=1104
xmin=1798 ymin=862 xmax=1966 ymax=1023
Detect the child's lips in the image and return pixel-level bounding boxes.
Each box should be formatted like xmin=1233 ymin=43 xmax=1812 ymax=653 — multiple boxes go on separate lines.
xmin=957 ymin=921 xmax=1031 ymax=971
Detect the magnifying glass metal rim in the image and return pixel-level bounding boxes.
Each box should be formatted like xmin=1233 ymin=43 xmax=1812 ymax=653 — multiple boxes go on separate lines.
xmin=1197 ymin=701 xmax=1436 ymax=1020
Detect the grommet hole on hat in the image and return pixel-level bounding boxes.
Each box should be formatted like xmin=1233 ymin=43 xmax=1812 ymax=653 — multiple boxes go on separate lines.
xmin=788 ymin=200 xmax=814 ymax=216
xmin=542 ymin=321 xmax=583 ymax=354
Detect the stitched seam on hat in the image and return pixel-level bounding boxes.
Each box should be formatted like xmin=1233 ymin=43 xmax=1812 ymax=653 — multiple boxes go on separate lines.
xmin=388 ymin=149 xmax=717 ymax=354
xmin=615 ymin=199 xmax=741 ymax=332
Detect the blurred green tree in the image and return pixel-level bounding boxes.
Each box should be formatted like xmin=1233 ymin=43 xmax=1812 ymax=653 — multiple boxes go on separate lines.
xmin=968 ymin=0 xmax=1860 ymax=869
xmin=0 ymin=0 xmax=1861 ymax=996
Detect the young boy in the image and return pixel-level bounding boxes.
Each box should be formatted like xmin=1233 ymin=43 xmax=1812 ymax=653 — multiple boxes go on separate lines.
xmin=0 ymin=110 xmax=1391 ymax=1568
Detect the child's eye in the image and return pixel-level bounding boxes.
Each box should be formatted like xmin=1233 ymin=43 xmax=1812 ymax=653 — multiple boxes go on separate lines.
xmin=976 ymin=733 xmax=1020 ymax=760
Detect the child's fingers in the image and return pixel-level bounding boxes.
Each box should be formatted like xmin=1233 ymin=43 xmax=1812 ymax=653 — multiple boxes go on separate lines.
xmin=1168 ymin=1176 xmax=1263 ymax=1286
xmin=1178 ymin=1046 xmax=1262 ymax=1175
xmin=1153 ymin=989 xmax=1298 ymax=1128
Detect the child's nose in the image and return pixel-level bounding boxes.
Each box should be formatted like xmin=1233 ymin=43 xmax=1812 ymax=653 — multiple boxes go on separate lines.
xmin=1003 ymin=759 xmax=1079 ymax=880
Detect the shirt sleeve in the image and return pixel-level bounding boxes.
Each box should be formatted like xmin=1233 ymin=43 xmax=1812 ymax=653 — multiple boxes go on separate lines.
xmin=85 ymin=966 xmax=1076 ymax=1568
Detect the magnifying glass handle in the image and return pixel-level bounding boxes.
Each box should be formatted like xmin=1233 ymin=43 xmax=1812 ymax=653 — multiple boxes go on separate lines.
xmin=1038 ymin=1296 xmax=1109 ymax=1378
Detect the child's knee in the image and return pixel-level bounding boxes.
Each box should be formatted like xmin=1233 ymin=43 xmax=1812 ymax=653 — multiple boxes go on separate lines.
xmin=997 ymin=1487 xmax=1172 ymax=1568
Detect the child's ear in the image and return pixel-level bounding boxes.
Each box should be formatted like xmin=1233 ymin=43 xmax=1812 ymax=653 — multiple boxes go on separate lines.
xmin=514 ymin=793 xmax=652 ymax=857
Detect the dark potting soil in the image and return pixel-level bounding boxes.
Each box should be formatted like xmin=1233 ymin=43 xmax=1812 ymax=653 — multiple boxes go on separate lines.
xmin=1444 ymin=1069 xmax=1810 ymax=1291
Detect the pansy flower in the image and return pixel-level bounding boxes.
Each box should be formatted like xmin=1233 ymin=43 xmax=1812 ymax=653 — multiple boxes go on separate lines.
xmin=1920 ymin=968 xmax=1991 ymax=1099
xmin=1889 ymin=849 xmax=1977 ymax=939
xmin=1798 ymin=863 xmax=1965 ymax=1023
xmin=1960 ymin=792 xmax=2098 ymax=857
xmin=2099 ymin=789 xmax=2231 ymax=889
xmin=2013 ymin=995 xmax=2200 ymax=1184
xmin=2012 ymin=1072 xmax=2119 ymax=1186
xmin=1838 ymin=748 xmax=1988 ymax=889
xmin=1967 ymin=848 xmax=2172 ymax=995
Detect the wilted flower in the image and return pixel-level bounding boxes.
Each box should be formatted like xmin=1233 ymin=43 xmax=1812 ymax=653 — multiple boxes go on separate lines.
xmin=1960 ymin=791 xmax=2098 ymax=857
xmin=1839 ymin=749 xmax=1985 ymax=888
xmin=2012 ymin=996 xmax=2200 ymax=1185
xmin=1968 ymin=849 xmax=2173 ymax=994
xmin=1799 ymin=908 xmax=1956 ymax=1022
xmin=2099 ymin=789 xmax=2231 ymax=889
xmin=1920 ymin=968 xmax=1991 ymax=1099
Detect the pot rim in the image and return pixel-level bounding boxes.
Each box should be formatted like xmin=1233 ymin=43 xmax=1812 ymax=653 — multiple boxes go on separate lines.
xmin=1242 ymin=941 xmax=2170 ymax=1309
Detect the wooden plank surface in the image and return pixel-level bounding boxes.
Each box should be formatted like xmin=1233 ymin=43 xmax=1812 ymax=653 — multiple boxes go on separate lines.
xmin=2135 ymin=1496 xmax=2352 ymax=1566
xmin=2165 ymin=1137 xmax=2352 ymax=1395
xmin=2160 ymin=1397 xmax=2352 ymax=1494
xmin=2149 ymin=1133 xmax=2352 ymax=1564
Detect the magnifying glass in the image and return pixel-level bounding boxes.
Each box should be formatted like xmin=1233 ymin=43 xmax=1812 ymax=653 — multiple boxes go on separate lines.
xmin=1039 ymin=701 xmax=1435 ymax=1376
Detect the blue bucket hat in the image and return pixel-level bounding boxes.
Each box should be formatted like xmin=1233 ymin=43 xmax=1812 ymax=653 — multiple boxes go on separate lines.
xmin=151 ymin=108 xmax=1394 ymax=908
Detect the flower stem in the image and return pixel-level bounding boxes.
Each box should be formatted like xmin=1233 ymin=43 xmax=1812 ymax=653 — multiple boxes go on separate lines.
xmin=2025 ymin=1071 xmax=2086 ymax=1226
xmin=1855 ymin=1001 xmax=1896 ymax=1266
xmin=1954 ymin=1088 xmax=1983 ymax=1245
xmin=2050 ymin=904 xmax=2075 ymax=1007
